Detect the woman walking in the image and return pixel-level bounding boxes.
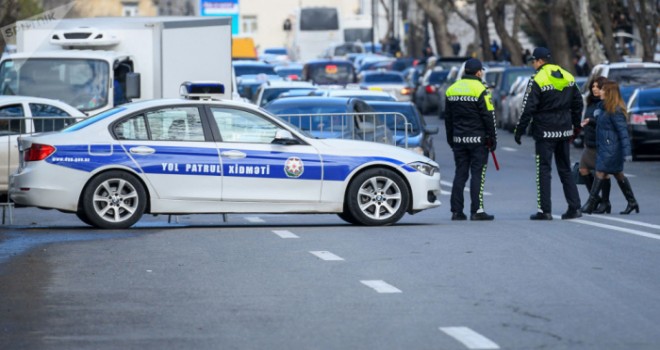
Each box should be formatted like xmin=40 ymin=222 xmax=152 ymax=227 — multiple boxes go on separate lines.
xmin=582 ymin=81 xmax=639 ymax=215
xmin=579 ymin=76 xmax=610 ymax=213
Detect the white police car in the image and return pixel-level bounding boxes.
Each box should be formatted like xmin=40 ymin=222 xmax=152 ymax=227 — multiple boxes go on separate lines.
xmin=9 ymin=83 xmax=441 ymax=229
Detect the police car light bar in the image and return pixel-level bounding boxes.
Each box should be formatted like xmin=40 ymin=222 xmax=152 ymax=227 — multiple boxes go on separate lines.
xmin=180 ymin=81 xmax=226 ymax=100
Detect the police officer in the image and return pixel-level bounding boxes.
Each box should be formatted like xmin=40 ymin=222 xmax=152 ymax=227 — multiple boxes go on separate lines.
xmin=445 ymin=58 xmax=497 ymax=221
xmin=514 ymin=47 xmax=584 ymax=220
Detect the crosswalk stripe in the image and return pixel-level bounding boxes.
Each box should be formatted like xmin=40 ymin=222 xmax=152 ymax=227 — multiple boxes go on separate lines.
xmin=360 ymin=280 xmax=402 ymax=293
xmin=439 ymin=327 xmax=500 ymax=349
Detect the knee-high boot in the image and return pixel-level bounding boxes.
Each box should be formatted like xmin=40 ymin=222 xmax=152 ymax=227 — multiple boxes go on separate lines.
xmin=593 ymin=178 xmax=611 ymax=214
xmin=617 ymin=177 xmax=640 ymax=214
xmin=582 ymin=177 xmax=604 ymax=214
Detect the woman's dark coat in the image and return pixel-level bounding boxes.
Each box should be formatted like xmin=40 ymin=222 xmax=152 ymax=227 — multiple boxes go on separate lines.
xmin=594 ymin=107 xmax=631 ymax=173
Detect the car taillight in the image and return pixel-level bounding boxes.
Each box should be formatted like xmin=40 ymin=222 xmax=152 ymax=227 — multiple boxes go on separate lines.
xmin=288 ymin=74 xmax=299 ymax=81
xmin=425 ymin=85 xmax=436 ymax=93
xmin=631 ymin=113 xmax=658 ymax=125
xmin=401 ymin=87 xmax=412 ymax=95
xmin=24 ymin=143 xmax=56 ymax=162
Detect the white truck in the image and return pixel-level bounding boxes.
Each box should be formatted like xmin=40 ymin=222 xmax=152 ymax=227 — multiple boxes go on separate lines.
xmin=0 ymin=16 xmax=233 ymax=115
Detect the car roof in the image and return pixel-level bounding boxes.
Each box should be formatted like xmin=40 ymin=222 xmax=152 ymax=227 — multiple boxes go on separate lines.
xmin=325 ymin=89 xmax=393 ymax=97
xmin=364 ymin=100 xmax=414 ymax=108
xmin=232 ymin=60 xmax=274 ymax=67
xmin=266 ymin=96 xmax=355 ymax=106
xmin=263 ymin=80 xmax=314 ymax=88
xmin=596 ymin=62 xmax=660 ymax=69
xmin=304 ymin=59 xmax=353 ymax=66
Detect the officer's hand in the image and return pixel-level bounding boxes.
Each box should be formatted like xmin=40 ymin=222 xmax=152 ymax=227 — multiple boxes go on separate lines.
xmin=514 ymin=133 xmax=522 ymax=145
xmin=486 ymin=138 xmax=496 ymax=151
xmin=572 ymin=127 xmax=582 ymax=139
xmin=624 ymin=155 xmax=633 ymax=162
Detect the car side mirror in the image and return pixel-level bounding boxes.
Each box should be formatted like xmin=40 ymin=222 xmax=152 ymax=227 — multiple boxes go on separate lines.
xmin=125 ymin=72 xmax=141 ymax=99
xmin=272 ymin=129 xmax=299 ymax=145
xmin=424 ymin=125 xmax=439 ymax=135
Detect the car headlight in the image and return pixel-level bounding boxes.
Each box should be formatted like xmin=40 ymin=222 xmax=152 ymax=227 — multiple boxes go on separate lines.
xmin=408 ymin=161 xmax=439 ymax=176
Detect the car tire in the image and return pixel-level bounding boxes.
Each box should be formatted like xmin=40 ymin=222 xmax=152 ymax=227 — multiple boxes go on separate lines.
xmin=337 ymin=211 xmax=361 ymax=225
xmin=75 ymin=211 xmax=95 ymax=227
xmin=81 ymin=171 xmax=146 ymax=229
xmin=345 ymin=168 xmax=410 ymax=226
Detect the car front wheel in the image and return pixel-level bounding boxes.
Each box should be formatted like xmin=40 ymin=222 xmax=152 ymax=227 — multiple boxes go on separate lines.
xmin=345 ymin=168 xmax=410 ymax=226
xmin=81 ymin=171 xmax=146 ymax=229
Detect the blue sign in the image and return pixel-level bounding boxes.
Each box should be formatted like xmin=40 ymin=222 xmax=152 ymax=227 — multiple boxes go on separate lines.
xmin=200 ymin=0 xmax=240 ymax=35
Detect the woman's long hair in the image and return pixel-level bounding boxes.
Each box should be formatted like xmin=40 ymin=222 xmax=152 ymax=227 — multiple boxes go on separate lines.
xmin=586 ymin=76 xmax=608 ymax=105
xmin=602 ymin=81 xmax=627 ymax=118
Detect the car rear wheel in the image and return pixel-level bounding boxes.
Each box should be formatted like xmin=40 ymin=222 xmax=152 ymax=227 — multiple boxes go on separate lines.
xmin=337 ymin=211 xmax=361 ymax=225
xmin=345 ymin=168 xmax=409 ymax=226
xmin=81 ymin=171 xmax=146 ymax=229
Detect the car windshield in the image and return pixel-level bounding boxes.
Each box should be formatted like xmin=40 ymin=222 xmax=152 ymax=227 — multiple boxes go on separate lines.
xmin=0 ymin=58 xmax=110 ymax=112
xmin=608 ymin=67 xmax=660 ymax=86
xmin=334 ymin=44 xmax=363 ymax=56
xmin=306 ymin=63 xmax=355 ymax=85
xmin=234 ymin=64 xmax=276 ymax=77
xmin=429 ymin=71 xmax=450 ymax=84
xmin=363 ymin=73 xmax=404 ymax=83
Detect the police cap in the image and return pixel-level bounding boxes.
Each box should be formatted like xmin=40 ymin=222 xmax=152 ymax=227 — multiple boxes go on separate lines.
xmin=464 ymin=58 xmax=484 ymax=75
xmin=529 ymin=47 xmax=551 ymax=62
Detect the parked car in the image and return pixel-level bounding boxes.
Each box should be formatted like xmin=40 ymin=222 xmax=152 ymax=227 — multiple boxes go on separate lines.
xmin=626 ymin=86 xmax=660 ymax=159
xmin=583 ymin=62 xmax=660 ymax=103
xmin=414 ymin=67 xmax=450 ymax=114
xmin=483 ymin=66 xmax=535 ymax=128
xmin=315 ymin=88 xmax=397 ymax=101
xmin=366 ymin=100 xmax=439 ymax=160
xmin=302 ymin=59 xmax=357 ymax=86
xmin=1 ymin=96 xmax=84 ymax=194
xmin=252 ymin=80 xmax=316 ymax=107
xmin=232 ymin=60 xmax=276 ymax=78
xmin=236 ymin=74 xmax=282 ymax=100
xmin=503 ymin=76 xmax=530 ymax=132
xmin=436 ymin=66 xmax=461 ymax=118
xmin=10 ymin=92 xmax=441 ymax=228
xmin=264 ymin=96 xmax=392 ymax=144
xmin=356 ymin=70 xmax=412 ymax=101
xmin=274 ymin=64 xmax=303 ymax=81
xmin=260 ymin=47 xmax=289 ymax=64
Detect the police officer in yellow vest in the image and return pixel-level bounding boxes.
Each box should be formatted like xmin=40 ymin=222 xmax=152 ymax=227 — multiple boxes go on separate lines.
xmin=514 ymin=47 xmax=584 ymax=220
xmin=445 ymin=58 xmax=497 ymax=221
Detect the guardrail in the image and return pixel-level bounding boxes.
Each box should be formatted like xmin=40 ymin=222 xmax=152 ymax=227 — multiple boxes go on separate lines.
xmin=275 ymin=112 xmax=410 ymax=148
xmin=1 ymin=115 xmax=85 ymax=224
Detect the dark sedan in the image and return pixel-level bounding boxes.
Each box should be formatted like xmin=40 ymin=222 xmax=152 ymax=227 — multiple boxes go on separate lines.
xmin=626 ymin=87 xmax=660 ymax=159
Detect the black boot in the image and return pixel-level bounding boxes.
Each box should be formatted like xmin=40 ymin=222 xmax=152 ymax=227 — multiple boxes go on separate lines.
xmin=593 ymin=178 xmax=611 ymax=214
xmin=580 ymin=172 xmax=601 ymax=212
xmin=617 ymin=177 xmax=640 ymax=214
xmin=582 ymin=177 xmax=604 ymax=214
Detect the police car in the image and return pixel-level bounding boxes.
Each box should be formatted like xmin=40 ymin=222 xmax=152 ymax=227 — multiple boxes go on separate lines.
xmin=9 ymin=83 xmax=441 ymax=229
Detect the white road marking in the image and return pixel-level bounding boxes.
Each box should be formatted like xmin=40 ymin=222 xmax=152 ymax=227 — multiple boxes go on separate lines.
xmin=309 ymin=251 xmax=344 ymax=261
xmin=272 ymin=230 xmax=299 ymax=239
xmin=439 ymin=327 xmax=500 ymax=349
xmin=587 ymin=215 xmax=660 ymax=230
xmin=245 ymin=216 xmax=265 ymax=223
xmin=360 ymin=280 xmax=402 ymax=293
xmin=501 ymin=147 xmax=517 ymax=152
xmin=441 ymin=180 xmax=492 ymax=196
xmin=555 ymin=215 xmax=660 ymax=241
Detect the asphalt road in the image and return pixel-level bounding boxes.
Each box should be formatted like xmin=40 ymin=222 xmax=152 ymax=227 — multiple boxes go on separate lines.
xmin=1 ymin=116 xmax=660 ymax=350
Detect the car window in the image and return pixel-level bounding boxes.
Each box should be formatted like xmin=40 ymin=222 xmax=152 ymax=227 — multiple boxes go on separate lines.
xmin=639 ymin=91 xmax=660 ymax=108
xmin=0 ymin=103 xmax=25 ymax=135
xmin=211 ymin=108 xmax=277 ymax=143
xmin=114 ymin=107 xmax=204 ymax=141
xmin=29 ymin=103 xmax=76 ymax=133
xmin=363 ymin=73 xmax=404 ymax=83
xmin=608 ymin=68 xmax=660 ymax=86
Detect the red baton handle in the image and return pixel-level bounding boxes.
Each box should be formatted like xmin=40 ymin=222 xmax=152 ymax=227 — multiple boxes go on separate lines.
xmin=491 ymin=150 xmax=500 ymax=171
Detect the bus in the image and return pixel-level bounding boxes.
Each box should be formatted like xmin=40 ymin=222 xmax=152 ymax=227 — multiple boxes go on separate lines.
xmin=287 ymin=7 xmax=342 ymax=63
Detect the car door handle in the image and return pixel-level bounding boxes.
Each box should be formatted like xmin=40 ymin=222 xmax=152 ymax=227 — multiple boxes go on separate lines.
xmin=220 ymin=150 xmax=246 ymax=159
xmin=129 ymin=146 xmax=155 ymax=155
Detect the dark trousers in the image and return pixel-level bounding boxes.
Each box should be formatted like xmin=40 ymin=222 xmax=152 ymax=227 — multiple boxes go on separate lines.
xmin=451 ymin=144 xmax=488 ymax=214
xmin=535 ymin=139 xmax=581 ymax=213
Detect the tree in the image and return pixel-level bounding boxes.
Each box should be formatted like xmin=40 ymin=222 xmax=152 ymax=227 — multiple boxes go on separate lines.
xmin=490 ymin=0 xmax=524 ymax=65
xmin=0 ymin=0 xmax=42 ymax=50
xmin=569 ymin=0 xmax=607 ymax=68
xmin=595 ymin=0 xmax=622 ymax=62
xmin=626 ymin=0 xmax=659 ymax=62
xmin=476 ymin=0 xmax=493 ymax=61
xmin=415 ymin=0 xmax=453 ymax=57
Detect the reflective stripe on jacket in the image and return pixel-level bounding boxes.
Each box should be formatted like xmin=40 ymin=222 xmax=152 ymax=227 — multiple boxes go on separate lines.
xmin=444 ymin=75 xmax=497 ymax=146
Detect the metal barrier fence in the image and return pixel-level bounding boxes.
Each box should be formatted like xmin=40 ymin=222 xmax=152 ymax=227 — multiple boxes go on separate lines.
xmin=275 ymin=112 xmax=410 ymax=148
xmin=1 ymin=115 xmax=85 ymax=224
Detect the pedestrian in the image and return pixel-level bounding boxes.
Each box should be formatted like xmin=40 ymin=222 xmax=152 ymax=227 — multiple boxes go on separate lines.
xmin=581 ymin=81 xmax=639 ymax=215
xmin=578 ymin=76 xmax=610 ymax=213
xmin=513 ymin=47 xmax=584 ymax=220
xmin=445 ymin=58 xmax=497 ymax=221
